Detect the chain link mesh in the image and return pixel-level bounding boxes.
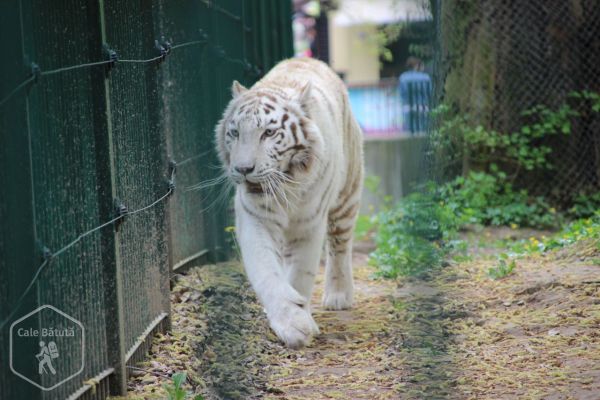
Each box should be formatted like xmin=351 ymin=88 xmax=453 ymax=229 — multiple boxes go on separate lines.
xmin=428 ymin=0 xmax=600 ymax=206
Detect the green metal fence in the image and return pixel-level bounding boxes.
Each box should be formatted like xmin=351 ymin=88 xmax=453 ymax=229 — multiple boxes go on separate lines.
xmin=0 ymin=1 xmax=293 ymax=399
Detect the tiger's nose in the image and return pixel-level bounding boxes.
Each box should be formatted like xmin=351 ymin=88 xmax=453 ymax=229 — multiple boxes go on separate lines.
xmin=234 ymin=164 xmax=255 ymax=175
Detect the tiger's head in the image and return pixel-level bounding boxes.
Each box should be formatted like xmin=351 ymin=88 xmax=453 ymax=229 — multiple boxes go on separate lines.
xmin=215 ymin=80 xmax=324 ymax=194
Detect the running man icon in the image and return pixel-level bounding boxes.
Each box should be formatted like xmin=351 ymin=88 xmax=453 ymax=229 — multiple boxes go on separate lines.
xmin=36 ymin=341 xmax=58 ymax=375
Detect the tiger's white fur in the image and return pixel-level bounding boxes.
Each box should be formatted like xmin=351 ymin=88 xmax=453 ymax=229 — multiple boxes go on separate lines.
xmin=215 ymin=58 xmax=364 ymax=348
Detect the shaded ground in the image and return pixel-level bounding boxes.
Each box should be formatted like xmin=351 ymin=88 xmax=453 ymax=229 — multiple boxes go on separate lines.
xmin=120 ymin=229 xmax=600 ymax=399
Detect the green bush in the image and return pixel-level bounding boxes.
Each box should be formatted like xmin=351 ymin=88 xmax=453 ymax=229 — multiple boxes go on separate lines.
xmin=354 ymin=214 xmax=376 ymax=241
xmin=569 ymin=192 xmax=600 ymax=219
xmin=368 ymin=192 xmax=460 ymax=278
xmin=431 ymin=94 xmax=580 ymax=175
xmin=439 ymin=167 xmax=560 ymax=229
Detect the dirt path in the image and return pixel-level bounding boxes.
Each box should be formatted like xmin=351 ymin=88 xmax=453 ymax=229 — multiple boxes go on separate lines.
xmin=122 ymin=231 xmax=600 ymax=400
xmin=264 ymin=246 xmax=403 ymax=399
xmin=444 ymin=232 xmax=600 ymax=399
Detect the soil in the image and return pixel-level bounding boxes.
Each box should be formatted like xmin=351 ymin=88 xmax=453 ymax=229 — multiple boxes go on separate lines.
xmin=118 ymin=229 xmax=600 ymax=400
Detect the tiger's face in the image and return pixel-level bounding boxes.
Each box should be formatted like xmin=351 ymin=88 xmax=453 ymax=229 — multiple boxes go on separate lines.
xmin=216 ymin=81 xmax=323 ymax=193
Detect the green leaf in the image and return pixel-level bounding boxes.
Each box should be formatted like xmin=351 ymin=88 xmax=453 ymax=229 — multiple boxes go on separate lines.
xmin=172 ymin=372 xmax=186 ymax=390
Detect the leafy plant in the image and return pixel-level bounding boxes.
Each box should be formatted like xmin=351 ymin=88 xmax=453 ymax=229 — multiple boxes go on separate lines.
xmin=368 ymin=192 xmax=460 ymax=278
xmin=355 ymin=214 xmax=376 ymax=240
xmin=432 ymin=98 xmax=579 ymax=176
xmin=518 ymin=212 xmax=600 ymax=254
xmin=439 ymin=167 xmax=561 ymax=229
xmin=487 ymin=255 xmax=516 ymax=280
xmin=570 ymin=90 xmax=600 ymax=112
xmin=163 ymin=372 xmax=203 ymax=400
xmin=569 ymin=192 xmax=600 ymax=219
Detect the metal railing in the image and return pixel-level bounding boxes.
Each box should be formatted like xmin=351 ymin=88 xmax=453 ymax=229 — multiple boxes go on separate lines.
xmin=348 ymin=77 xmax=432 ymax=138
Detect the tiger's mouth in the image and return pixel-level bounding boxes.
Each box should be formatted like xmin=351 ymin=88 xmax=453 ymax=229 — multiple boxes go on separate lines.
xmin=246 ymin=181 xmax=264 ymax=193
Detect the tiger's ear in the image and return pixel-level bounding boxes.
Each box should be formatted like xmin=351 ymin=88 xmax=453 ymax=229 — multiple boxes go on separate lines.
xmin=296 ymin=82 xmax=312 ymax=113
xmin=231 ymin=80 xmax=248 ymax=99
xmin=298 ymin=82 xmax=312 ymax=104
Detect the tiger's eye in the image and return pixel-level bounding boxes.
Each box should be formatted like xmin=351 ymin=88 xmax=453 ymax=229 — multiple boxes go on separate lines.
xmin=264 ymin=129 xmax=275 ymax=137
xmin=230 ymin=129 xmax=239 ymax=138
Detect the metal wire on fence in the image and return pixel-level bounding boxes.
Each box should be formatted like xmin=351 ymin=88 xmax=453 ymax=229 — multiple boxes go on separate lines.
xmin=0 ymin=38 xmax=256 ymax=109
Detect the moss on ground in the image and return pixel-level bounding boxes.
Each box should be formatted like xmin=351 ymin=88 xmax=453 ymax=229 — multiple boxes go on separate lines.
xmin=121 ymin=263 xmax=275 ymax=400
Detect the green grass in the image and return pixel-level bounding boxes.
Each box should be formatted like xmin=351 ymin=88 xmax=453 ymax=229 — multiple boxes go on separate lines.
xmin=487 ymin=255 xmax=516 ymax=280
xmin=164 ymin=372 xmax=203 ymax=400
xmin=509 ymin=211 xmax=600 ymax=255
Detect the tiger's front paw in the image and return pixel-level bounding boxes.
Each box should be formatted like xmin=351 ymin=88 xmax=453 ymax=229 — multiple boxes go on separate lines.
xmin=322 ymin=286 xmax=353 ymax=310
xmin=268 ymin=296 xmax=319 ymax=348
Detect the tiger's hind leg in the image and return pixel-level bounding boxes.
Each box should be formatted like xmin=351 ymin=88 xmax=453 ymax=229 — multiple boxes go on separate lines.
xmin=323 ymin=202 xmax=360 ymax=310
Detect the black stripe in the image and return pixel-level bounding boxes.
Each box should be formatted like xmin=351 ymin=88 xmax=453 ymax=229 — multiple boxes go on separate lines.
xmin=329 ymin=201 xmax=358 ymax=221
xmin=276 ymin=144 xmax=307 ymax=156
xmin=288 ymin=236 xmax=308 ymax=246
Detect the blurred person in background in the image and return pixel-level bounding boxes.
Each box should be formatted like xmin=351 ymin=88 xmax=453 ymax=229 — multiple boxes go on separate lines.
xmin=293 ymin=0 xmax=320 ymax=57
xmin=399 ymin=56 xmax=431 ymax=134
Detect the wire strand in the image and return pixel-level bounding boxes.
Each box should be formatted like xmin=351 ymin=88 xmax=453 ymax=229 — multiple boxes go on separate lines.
xmin=0 ymin=75 xmax=35 ymax=108
xmin=170 ymin=40 xmax=207 ymax=50
xmin=0 ymin=258 xmax=50 ymax=332
xmin=0 ymin=34 xmax=234 ymax=331
xmin=177 ymin=149 xmax=212 ymax=167
xmin=40 ymin=60 xmax=114 ymax=76
xmin=119 ymin=55 xmax=166 ymax=64
xmin=0 ymin=39 xmax=211 ymax=109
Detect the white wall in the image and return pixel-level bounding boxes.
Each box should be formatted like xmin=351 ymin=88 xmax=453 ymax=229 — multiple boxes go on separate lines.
xmin=328 ymin=18 xmax=380 ymax=85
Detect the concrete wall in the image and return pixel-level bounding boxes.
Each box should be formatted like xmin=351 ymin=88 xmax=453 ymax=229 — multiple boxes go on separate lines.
xmin=361 ymin=135 xmax=428 ymax=213
xmin=328 ymin=17 xmax=380 ymax=85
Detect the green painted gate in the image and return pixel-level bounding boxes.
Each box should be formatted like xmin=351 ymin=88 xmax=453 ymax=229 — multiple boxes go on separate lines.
xmin=0 ymin=1 xmax=293 ymax=399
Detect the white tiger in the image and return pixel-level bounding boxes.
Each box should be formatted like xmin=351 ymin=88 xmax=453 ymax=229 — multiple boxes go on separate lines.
xmin=215 ymin=58 xmax=364 ymax=348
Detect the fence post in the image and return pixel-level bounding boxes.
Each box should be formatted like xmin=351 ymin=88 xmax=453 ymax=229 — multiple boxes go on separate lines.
xmin=95 ymin=0 xmax=127 ymax=395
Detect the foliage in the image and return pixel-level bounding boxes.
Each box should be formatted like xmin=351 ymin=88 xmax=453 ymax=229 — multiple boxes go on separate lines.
xmin=164 ymin=372 xmax=203 ymax=400
xmin=570 ymin=90 xmax=600 ymax=112
xmin=371 ymin=0 xmax=434 ymax=64
xmin=487 ymin=254 xmax=516 ymax=280
xmin=354 ymin=175 xmax=390 ymax=241
xmin=568 ymin=192 xmax=600 ymax=219
xmin=368 ymin=192 xmax=460 ymax=278
xmin=512 ymin=212 xmax=600 ymax=254
xmin=375 ymin=23 xmax=404 ymax=62
xmin=354 ymin=214 xmax=376 ymax=241
xmin=367 ymin=93 xmax=599 ymax=278
xmin=429 ymin=96 xmax=594 ymax=229
xmin=439 ymin=167 xmax=560 ymax=229
xmin=431 ymin=99 xmax=577 ymax=175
